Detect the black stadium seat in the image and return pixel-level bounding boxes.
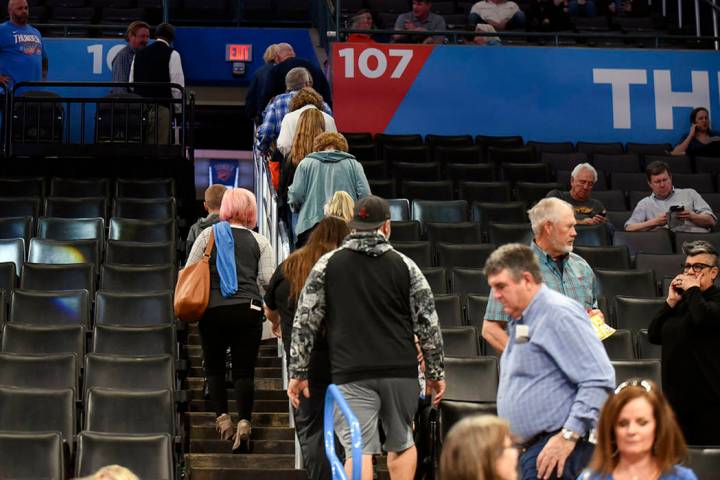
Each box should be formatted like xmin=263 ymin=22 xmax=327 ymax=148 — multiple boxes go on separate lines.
xmin=574 ymin=245 xmax=631 ymax=270
xmin=488 ymin=223 xmax=533 ymax=246
xmin=614 ymin=296 xmax=666 ymax=332
xmin=105 ymin=240 xmax=175 ymax=266
xmin=28 ymin=238 xmax=100 ymax=269
xmin=574 ymin=224 xmax=609 ymax=246
xmin=592 ymin=153 xmax=641 ymax=173
xmin=636 ymin=329 xmax=661 ymax=360
xmin=426 ymin=134 xmax=474 ymax=149
xmin=0 ymin=177 xmax=45 ymax=197
xmin=75 ymin=431 xmax=174 ymax=480
xmin=45 ymin=197 xmax=107 ymax=220
xmin=488 ymin=146 xmax=536 ymax=165
xmin=602 ymin=329 xmax=634 ymax=360
xmin=458 ymin=181 xmax=512 ymax=203
xmin=576 ymin=141 xmax=624 ymax=155
xmin=422 ymin=268 xmax=447 ymax=294
xmin=21 ymin=263 xmax=95 ymax=295
xmin=113 ymin=197 xmax=176 ymax=220
xmin=92 ymin=324 xmax=176 ymax=357
xmin=0 ymin=386 xmax=76 ymax=447
xmin=0 ymin=432 xmax=64 ymax=480
xmin=116 ymin=178 xmax=175 ymax=198
xmin=402 ymin=180 xmax=454 ymax=201
xmin=94 ymin=291 xmax=174 ymax=327
xmin=591 ymin=190 xmax=628 ymax=211
xmin=0 ymin=216 xmax=32 ymax=245
xmin=50 ymin=177 xmax=110 ymax=197
xmin=594 ymin=270 xmax=657 ymax=306
xmin=443 ymin=357 xmax=498 ymax=402
xmin=425 ymin=222 xmax=483 ymax=245
xmin=85 ymin=388 xmax=175 ymax=435
xmin=412 ymin=200 xmax=467 ymax=224
xmin=0 ymin=197 xmax=41 ymax=219
xmin=384 ymin=144 xmax=432 ymax=163
xmin=388 ymin=199 xmax=410 ymax=221
xmin=471 ymin=202 xmax=527 ymax=230
xmin=613 ymin=230 xmax=673 ymax=257
xmin=436 ymin=243 xmax=494 ymax=270
xmin=0 ymin=352 xmax=78 ymax=393
xmin=441 ymin=327 xmax=479 ymax=357
xmin=434 ymin=294 xmax=463 ymax=328
xmin=541 ymin=152 xmax=589 ymax=176
xmin=109 ymin=218 xmax=175 ymax=243
xmin=1 ymin=323 xmax=85 ymax=364
xmin=392 ymin=242 xmax=433 ymax=268
xmin=673 ymin=232 xmax=720 ymax=253
xmin=516 ymin=182 xmax=561 ymax=207
xmin=687 ymin=448 xmax=720 ymax=476
xmin=84 ymin=354 xmax=174 ymax=395
xmin=394 ymin=162 xmax=441 ymax=182
xmin=11 ymin=289 xmax=90 ymax=327
xmin=0 ymin=238 xmax=24 ymax=276
xmin=612 ymin=360 xmax=661 ymax=387
xmin=434 ymin=145 xmax=484 ymax=165
xmin=390 ymin=221 xmax=420 ymax=241
xmin=36 ymin=217 xmax=104 ymax=242
xmin=635 ymin=253 xmax=683 ymax=285
xmin=100 ymin=264 xmax=175 ymax=293
xmin=445 ymin=163 xmax=494 ymax=183
xmin=451 ymin=268 xmax=490 ymax=300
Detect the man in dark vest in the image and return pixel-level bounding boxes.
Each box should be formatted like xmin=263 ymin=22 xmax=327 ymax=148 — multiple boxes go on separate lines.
xmin=130 ymin=22 xmax=184 ymax=144
xmin=288 ymin=195 xmax=446 ymax=480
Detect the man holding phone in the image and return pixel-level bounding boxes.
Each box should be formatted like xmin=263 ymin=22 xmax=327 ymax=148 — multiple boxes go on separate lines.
xmin=625 ymin=160 xmax=716 ymax=232
xmin=547 ymin=163 xmax=608 ymax=225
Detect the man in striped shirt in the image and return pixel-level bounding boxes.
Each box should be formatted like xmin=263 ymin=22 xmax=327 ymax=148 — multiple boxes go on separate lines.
xmin=482 ymin=197 xmax=603 ymax=353
xmin=111 ymin=20 xmax=149 ymax=94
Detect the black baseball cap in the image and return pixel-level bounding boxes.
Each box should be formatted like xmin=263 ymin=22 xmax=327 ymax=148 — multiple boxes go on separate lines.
xmin=348 ymin=195 xmax=391 ymax=230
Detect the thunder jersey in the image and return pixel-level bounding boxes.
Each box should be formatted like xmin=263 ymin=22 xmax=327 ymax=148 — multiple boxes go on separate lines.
xmin=0 ymin=21 xmax=45 ymax=88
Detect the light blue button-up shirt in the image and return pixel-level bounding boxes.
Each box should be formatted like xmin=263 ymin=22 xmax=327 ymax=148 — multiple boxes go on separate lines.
xmin=497 ymin=284 xmax=614 ymax=442
xmin=626 ymin=188 xmax=716 ymax=233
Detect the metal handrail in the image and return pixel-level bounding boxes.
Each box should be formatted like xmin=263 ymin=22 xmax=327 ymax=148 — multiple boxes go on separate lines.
xmin=8 ymin=81 xmax=188 ymax=154
xmin=1 ymin=84 xmax=7 ymax=159
xmin=324 ymin=384 xmax=363 ymax=480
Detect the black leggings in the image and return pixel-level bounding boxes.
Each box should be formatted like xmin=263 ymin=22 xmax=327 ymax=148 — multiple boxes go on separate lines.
xmin=199 ymin=303 xmax=263 ymax=419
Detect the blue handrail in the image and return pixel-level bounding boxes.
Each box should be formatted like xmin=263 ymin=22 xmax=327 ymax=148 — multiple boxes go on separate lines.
xmin=324 ymin=384 xmax=363 ymax=480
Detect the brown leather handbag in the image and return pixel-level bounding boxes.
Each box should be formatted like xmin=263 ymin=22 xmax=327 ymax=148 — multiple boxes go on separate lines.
xmin=174 ymin=230 xmax=215 ymax=322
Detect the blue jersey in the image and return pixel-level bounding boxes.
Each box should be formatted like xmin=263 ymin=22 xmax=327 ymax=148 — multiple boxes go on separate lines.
xmin=0 ymin=21 xmax=46 ymax=88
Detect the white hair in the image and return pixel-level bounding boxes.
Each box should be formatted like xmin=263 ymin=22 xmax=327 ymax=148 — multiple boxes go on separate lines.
xmin=570 ymin=163 xmax=598 ymax=183
xmin=527 ymin=197 xmax=573 ymax=236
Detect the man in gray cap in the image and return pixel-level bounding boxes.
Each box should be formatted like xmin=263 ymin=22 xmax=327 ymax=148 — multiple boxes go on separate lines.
xmin=288 ymin=195 xmax=446 ymax=480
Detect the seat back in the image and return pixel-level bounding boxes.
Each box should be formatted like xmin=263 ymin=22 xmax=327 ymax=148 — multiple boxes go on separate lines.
xmin=434 ymin=145 xmax=483 ymax=164
xmin=1 ymin=323 xmax=85 ymax=361
xmin=603 ymin=329 xmax=634 ymax=360
xmin=85 ymin=388 xmax=174 ymax=435
xmin=37 ymin=216 xmax=104 ymax=242
xmin=488 ymin=146 xmax=536 ymax=165
xmin=487 ymin=223 xmax=533 ymax=246
xmin=0 ymin=352 xmax=77 ymax=393
xmin=673 ymin=173 xmax=714 ymax=193
xmin=576 ymin=141 xmax=624 ymax=155
xmin=595 ymin=270 xmax=658 ymax=306
xmin=387 ymin=198 xmax=410 ymax=221
xmin=574 ymin=245 xmax=631 ymax=270
xmin=436 ymin=243 xmax=494 ymax=270
xmin=451 ymin=268 xmax=490 ymax=300
xmin=421 ymin=267 xmax=447 ymax=294
xmin=84 ymin=354 xmax=174 ymax=397
xmin=389 ymin=221 xmax=420 ymax=241
xmin=0 ymin=431 xmax=64 ymax=480
xmin=541 ymin=152 xmax=588 ymax=175
xmin=458 ymin=181 xmax=512 ymax=203
xmin=20 ymin=263 xmax=95 ymax=295
xmin=0 ymin=197 xmax=41 ymax=219
xmin=614 ymin=296 xmax=666 ymax=332
xmin=613 ymin=230 xmax=673 ymax=257
xmin=391 ymin=242 xmax=433 ymax=268
xmin=105 ymin=240 xmax=175 ymax=266
xmin=425 ymin=223 xmax=483 ymax=245
xmin=612 ymin=360 xmax=661 ymax=387
xmin=28 ymin=238 xmax=99 ymax=269
xmin=100 ymin=264 xmax=175 ymax=293
xmin=687 ymin=448 xmax=720 ymax=477
xmin=434 ymin=294 xmax=463 ymax=328
xmin=472 ymin=202 xmax=527 ymax=229
xmin=0 ymin=238 xmax=24 ymax=276
xmin=591 ymin=190 xmax=628 ymax=211
xmin=92 ymin=324 xmax=176 ymax=356
xmin=443 ymin=356 xmax=498 ymax=402
xmin=402 ymin=180 xmax=453 ymax=201
xmin=75 ymin=431 xmax=173 ymax=480
xmin=0 ymin=216 xmax=32 ymax=245
xmin=116 ymin=178 xmax=175 ymax=198
xmin=45 ymin=197 xmax=107 ymax=219
xmin=515 ymin=182 xmax=562 ymax=207
xmin=95 ymin=290 xmax=174 ymax=326
xmin=412 ymin=200 xmax=467 ymax=224
xmin=438 ymin=401 xmax=498 ymax=444
xmin=441 ymin=327 xmax=479 ymax=357
xmin=635 ymin=254 xmax=684 ymax=286
xmin=574 ymin=223 xmax=609 ymax=247
xmin=109 ymin=218 xmax=175 ymax=243
xmin=113 ymin=197 xmax=176 ymax=220
xmin=0 ymin=262 xmax=16 ymax=300
xmin=636 ymin=329 xmax=661 ymax=360
xmin=0 ymin=386 xmax=75 ymax=443
xmin=11 ymin=289 xmax=89 ymax=327
xmin=673 ymin=232 xmax=720 ymax=253
xmin=0 ymin=177 xmax=45 ymax=197
xmin=50 ymin=177 xmax=110 ymax=197
xmin=592 ymin=153 xmax=641 ymax=173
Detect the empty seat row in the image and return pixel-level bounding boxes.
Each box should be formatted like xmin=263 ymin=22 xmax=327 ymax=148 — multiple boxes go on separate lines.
xmin=0 ymin=177 xmax=175 ymax=199
xmin=0 ymin=197 xmax=177 ymax=221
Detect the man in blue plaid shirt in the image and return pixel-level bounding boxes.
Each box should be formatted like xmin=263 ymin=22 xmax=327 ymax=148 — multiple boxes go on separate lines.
xmin=483 ymin=197 xmax=604 ymax=353
xmin=255 ymin=67 xmax=332 ymax=155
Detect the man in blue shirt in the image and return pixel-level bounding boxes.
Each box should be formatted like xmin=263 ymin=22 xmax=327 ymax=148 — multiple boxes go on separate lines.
xmin=0 ymin=0 xmax=47 ymax=88
xmin=484 ymin=243 xmax=614 ymax=480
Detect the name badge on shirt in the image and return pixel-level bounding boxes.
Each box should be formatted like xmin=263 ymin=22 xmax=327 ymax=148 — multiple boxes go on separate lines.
xmin=515 ymin=324 xmax=529 ymax=343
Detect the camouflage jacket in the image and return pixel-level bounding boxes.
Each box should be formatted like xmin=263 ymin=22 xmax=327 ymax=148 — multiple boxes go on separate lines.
xmin=288 ymin=231 xmax=445 ymax=381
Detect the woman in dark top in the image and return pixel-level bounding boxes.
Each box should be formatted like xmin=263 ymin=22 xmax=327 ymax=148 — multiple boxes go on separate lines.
xmin=187 ymin=188 xmax=275 ymax=452
xmin=648 ymin=240 xmax=720 ymax=445
xmin=264 ymin=216 xmax=350 ymax=480
xmin=671 ymin=107 xmax=720 ymax=157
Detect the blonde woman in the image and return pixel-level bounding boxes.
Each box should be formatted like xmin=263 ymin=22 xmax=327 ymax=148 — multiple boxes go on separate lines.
xmin=440 ymin=415 xmax=519 ymax=480
xmin=324 ymin=191 xmax=354 ymax=222
xmin=76 ymin=465 xmax=139 ymax=480
xmin=276 ymin=87 xmax=337 ymax=155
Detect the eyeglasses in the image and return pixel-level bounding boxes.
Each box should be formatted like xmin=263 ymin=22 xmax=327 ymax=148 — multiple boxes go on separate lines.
xmin=681 ymin=263 xmax=716 ymax=273
xmin=614 ymin=379 xmax=653 ymax=395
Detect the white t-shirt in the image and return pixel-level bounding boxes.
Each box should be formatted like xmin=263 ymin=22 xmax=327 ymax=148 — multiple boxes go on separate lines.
xmin=276 ymin=105 xmax=337 ymax=155
xmin=471 ymin=0 xmax=520 ymax=24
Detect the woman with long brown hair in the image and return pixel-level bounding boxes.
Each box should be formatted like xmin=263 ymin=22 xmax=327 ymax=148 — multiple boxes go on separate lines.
xmin=276 ymin=86 xmax=337 ymax=156
xmin=578 ymin=379 xmax=697 ymax=480
xmin=264 ymin=216 xmax=350 ymax=480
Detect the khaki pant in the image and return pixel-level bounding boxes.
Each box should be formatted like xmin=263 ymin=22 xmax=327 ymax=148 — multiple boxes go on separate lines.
xmin=145 ymin=105 xmax=171 ymax=145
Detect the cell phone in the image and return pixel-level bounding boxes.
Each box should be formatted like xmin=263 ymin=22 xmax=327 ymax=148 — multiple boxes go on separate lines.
xmin=598 ymin=210 xmax=607 ymax=217
xmin=669 ymin=205 xmax=684 ymax=212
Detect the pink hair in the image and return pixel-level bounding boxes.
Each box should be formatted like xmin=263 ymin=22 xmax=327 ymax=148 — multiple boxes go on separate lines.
xmin=219 ymin=188 xmax=257 ymax=229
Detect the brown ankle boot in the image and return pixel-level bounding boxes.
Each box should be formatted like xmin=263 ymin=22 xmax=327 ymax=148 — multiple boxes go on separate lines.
xmin=232 ymin=419 xmax=251 ymax=452
xmin=216 ymin=413 xmax=235 ymax=441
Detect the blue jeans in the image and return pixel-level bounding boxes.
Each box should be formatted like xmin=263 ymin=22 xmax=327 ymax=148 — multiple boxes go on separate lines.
xmin=520 ymin=434 xmax=595 ymax=480
xmin=568 ymin=0 xmax=597 ymax=16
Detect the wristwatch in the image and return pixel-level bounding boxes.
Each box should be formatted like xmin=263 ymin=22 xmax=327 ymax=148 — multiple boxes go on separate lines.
xmin=560 ymin=428 xmax=580 ymax=442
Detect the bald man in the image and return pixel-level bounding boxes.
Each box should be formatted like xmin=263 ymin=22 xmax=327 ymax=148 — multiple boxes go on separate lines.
xmin=259 ymin=42 xmax=331 ymax=114
xmin=0 ymin=0 xmax=48 ymax=87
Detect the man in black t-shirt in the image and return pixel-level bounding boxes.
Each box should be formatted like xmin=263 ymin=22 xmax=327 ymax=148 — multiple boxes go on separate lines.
xmin=547 ymin=163 xmax=607 ymax=225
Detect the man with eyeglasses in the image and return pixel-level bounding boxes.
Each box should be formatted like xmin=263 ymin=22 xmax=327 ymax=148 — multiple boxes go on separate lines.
xmin=547 ymin=163 xmax=608 ymax=225
xmin=625 ymin=160 xmax=716 ymax=232
xmin=648 ymin=240 xmax=720 ymax=446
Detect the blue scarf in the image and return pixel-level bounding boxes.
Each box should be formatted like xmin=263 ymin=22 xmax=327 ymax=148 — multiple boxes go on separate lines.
xmin=213 ymin=222 xmax=238 ymax=297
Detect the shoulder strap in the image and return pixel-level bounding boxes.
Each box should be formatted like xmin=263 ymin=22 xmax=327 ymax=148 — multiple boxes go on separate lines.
xmin=203 ymin=229 xmax=215 ymax=258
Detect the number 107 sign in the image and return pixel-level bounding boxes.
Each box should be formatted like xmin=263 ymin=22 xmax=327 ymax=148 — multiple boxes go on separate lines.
xmin=332 ymin=43 xmax=434 ymax=134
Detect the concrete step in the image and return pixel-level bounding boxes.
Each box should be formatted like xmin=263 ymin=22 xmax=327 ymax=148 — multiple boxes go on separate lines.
xmin=188 ymin=355 xmax=282 ymax=368
xmin=185 ymin=377 xmax=283 ymax=392
xmin=188 ymin=366 xmax=282 ymax=378
xmin=186 ymin=453 xmax=295 ymax=469
xmin=186 ymin=467 xmax=306 ymax=480
xmin=187 ymin=412 xmax=290 ymax=428
xmin=187 ymin=386 xmax=288 ymax=402
xmin=185 ymin=344 xmax=280 ymax=358
xmin=191 ymin=399 xmax=288 ymax=413
xmin=190 ymin=439 xmax=295 ymax=454
xmin=189 ymin=426 xmax=294 ymax=441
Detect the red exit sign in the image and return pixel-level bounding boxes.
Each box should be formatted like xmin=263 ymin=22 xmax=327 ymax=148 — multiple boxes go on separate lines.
xmin=226 ymin=44 xmax=252 ymax=62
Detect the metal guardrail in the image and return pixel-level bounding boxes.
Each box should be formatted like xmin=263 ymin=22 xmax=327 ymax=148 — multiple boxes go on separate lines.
xmin=324 ymin=384 xmax=363 ymax=480
xmin=7 ymin=81 xmax=190 ymax=157
xmin=0 ymin=84 xmax=7 ymax=159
